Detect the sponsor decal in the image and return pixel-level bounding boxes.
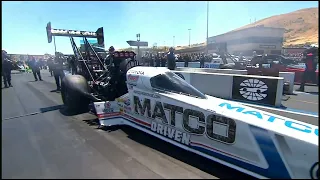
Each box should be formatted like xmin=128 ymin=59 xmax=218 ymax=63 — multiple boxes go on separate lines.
xmin=239 ymin=79 xmax=268 ymax=101
xmin=219 ymin=102 xmax=318 ymax=136
xmin=133 ymin=96 xmax=237 ymax=144
xmin=117 ymin=98 xmax=131 ymax=113
xmin=174 ymin=72 xmax=185 ymax=80
xmin=51 ymin=29 xmax=96 ymax=36
xmin=133 ymin=90 xmax=160 ymax=98
xmin=127 ymin=74 xmax=139 ymax=82
xmin=124 ymin=99 xmax=130 ymax=106
xmin=128 ymin=85 xmax=134 ymax=89
xmin=103 ymin=102 xmax=114 ymax=113
xmin=151 ymin=121 xmax=191 ymax=145
xmin=128 ymin=70 xmax=144 ymax=75
xmin=232 ymin=76 xmax=277 ymax=106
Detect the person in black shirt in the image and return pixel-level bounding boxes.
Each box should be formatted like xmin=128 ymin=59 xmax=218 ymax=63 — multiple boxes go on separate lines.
xmin=200 ymin=55 xmax=205 ymax=68
xmin=297 ymin=47 xmax=318 ymax=91
xmin=161 ymin=53 xmax=166 ymax=67
xmin=184 ymin=54 xmax=189 ymax=67
xmin=167 ymin=47 xmax=176 ymax=70
xmin=155 ymin=53 xmax=161 ymax=67
xmin=178 ymin=54 xmax=183 ymax=62
xmin=69 ymin=56 xmax=77 ymax=75
xmin=47 ymin=57 xmax=54 ymax=76
xmin=29 ymin=56 xmax=43 ymax=81
xmin=53 ymin=54 xmax=64 ymax=91
xmin=2 ymin=50 xmax=13 ymax=88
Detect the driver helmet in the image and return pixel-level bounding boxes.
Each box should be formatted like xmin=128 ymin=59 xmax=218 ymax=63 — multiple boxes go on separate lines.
xmin=109 ymin=46 xmax=115 ymax=52
xmin=303 ymin=47 xmax=317 ymax=58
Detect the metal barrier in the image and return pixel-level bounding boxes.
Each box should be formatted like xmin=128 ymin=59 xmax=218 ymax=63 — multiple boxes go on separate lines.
xmin=173 ymin=70 xmax=284 ymax=107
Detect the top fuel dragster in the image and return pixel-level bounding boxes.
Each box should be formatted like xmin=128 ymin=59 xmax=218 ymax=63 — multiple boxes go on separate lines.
xmin=91 ymin=67 xmax=318 ymax=179
xmin=46 ymin=22 xmax=318 ymax=179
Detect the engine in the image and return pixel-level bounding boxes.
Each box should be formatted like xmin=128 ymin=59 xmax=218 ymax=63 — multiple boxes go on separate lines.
xmin=93 ymin=51 xmax=138 ymax=101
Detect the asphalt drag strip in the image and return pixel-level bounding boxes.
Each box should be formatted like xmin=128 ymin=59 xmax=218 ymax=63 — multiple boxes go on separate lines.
xmin=2 ymin=71 xmax=254 ymax=179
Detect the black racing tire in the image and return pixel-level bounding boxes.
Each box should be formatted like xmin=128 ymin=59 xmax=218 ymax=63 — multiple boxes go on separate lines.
xmin=61 ymin=75 xmax=91 ymax=113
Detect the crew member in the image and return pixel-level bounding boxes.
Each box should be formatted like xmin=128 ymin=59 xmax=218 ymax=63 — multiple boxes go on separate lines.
xmin=105 ymin=46 xmax=115 ymax=66
xmin=53 ymin=54 xmax=64 ymax=91
xmin=297 ymin=47 xmax=318 ymax=91
xmin=70 ymin=56 xmax=77 ymax=75
xmin=2 ymin=50 xmax=13 ymax=88
xmin=29 ymin=56 xmax=43 ymax=81
xmin=47 ymin=57 xmax=54 ymax=76
xmin=167 ymin=47 xmax=176 ymax=70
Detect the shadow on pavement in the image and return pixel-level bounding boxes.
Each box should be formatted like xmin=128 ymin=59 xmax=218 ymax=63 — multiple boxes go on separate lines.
xmin=50 ymin=89 xmax=61 ymax=93
xmin=40 ymin=105 xmax=64 ymax=113
xmin=59 ymin=107 xmax=89 ymax=116
xmin=104 ymin=125 xmax=254 ymax=179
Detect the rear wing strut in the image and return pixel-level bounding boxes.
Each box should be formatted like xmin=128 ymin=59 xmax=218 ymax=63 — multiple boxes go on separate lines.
xmin=46 ymin=22 xmax=104 ymax=45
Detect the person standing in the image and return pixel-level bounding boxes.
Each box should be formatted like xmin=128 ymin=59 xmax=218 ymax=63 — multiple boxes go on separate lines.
xmin=161 ymin=53 xmax=166 ymax=67
xmin=167 ymin=47 xmax=176 ymax=70
xmin=200 ymin=54 xmax=205 ymax=68
xmin=2 ymin=50 xmax=13 ymax=88
xmin=155 ymin=53 xmax=161 ymax=67
xmin=47 ymin=57 xmax=54 ymax=76
xmin=184 ymin=54 xmax=189 ymax=67
xmin=29 ymin=56 xmax=42 ymax=81
xmin=69 ymin=56 xmax=77 ymax=75
xmin=53 ymin=55 xmax=64 ymax=91
xmin=297 ymin=47 xmax=318 ymax=91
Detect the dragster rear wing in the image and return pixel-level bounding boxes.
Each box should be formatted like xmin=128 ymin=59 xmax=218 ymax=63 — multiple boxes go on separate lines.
xmin=46 ymin=22 xmax=104 ymax=45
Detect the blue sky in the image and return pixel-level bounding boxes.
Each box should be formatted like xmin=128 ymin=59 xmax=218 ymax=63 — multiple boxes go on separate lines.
xmin=2 ymin=1 xmax=318 ymax=55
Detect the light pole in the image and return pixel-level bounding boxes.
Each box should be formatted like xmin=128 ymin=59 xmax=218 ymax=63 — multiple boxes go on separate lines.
xmin=136 ymin=33 xmax=140 ymax=60
xmin=188 ymin=29 xmax=191 ymax=47
xmin=173 ymin=36 xmax=175 ymax=47
xmin=206 ymin=1 xmax=209 ymax=54
xmin=53 ymin=36 xmax=57 ymax=53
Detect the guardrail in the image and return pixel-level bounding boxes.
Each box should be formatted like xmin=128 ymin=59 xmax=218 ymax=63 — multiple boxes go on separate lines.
xmin=173 ymin=70 xmax=284 ymax=107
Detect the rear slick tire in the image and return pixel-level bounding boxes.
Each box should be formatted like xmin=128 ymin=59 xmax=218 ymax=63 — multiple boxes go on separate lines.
xmin=61 ymin=75 xmax=90 ymax=113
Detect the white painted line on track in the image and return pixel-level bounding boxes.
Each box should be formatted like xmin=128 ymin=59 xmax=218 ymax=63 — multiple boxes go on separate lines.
xmin=293 ymin=91 xmax=319 ymax=95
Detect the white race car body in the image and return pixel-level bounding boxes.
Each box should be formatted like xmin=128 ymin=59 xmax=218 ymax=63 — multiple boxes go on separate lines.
xmin=93 ymin=67 xmax=318 ymax=179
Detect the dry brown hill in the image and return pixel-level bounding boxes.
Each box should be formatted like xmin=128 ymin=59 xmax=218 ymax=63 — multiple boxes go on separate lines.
xmin=232 ymin=7 xmax=318 ymax=47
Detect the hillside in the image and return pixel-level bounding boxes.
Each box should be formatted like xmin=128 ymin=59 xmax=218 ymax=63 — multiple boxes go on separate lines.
xmin=232 ymin=7 xmax=318 ymax=47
